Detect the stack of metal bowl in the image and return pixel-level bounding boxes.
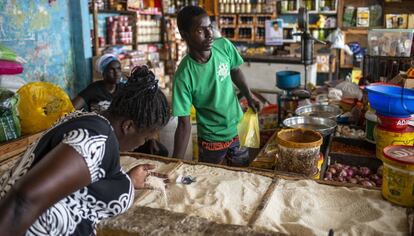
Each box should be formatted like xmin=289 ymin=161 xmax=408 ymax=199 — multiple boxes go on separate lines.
xmin=295 ymin=104 xmax=342 ymax=120
xmin=283 ymin=104 xmax=342 ymax=159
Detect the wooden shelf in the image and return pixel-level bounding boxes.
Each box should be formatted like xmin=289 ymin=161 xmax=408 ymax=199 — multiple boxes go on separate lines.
xmin=136 ymin=41 xmax=162 ymax=44
xmin=238 ymin=24 xmax=254 ymax=28
xmin=220 ymin=24 xmax=237 ymax=28
xmin=280 ymin=10 xmax=299 ymax=14
xmin=97 ymin=9 xmax=137 ymax=15
xmin=313 ymin=11 xmax=337 ymax=15
xmin=233 ymin=38 xmax=255 ymax=42
xmin=97 ymin=9 xmax=162 ymax=15
xmin=341 ymin=27 xmax=370 ymax=34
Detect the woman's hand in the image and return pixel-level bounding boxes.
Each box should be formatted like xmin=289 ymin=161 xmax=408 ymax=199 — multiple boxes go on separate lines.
xmin=128 ymin=164 xmax=169 ymax=189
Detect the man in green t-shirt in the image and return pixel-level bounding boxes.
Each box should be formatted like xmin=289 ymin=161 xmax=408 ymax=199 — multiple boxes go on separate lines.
xmin=172 ymin=6 xmax=259 ymax=166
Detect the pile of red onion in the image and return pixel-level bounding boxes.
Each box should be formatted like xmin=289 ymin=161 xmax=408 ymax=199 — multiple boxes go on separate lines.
xmin=324 ymin=163 xmax=383 ymax=187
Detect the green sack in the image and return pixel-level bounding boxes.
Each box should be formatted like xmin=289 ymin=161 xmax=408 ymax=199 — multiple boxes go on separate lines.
xmin=0 ymin=88 xmax=21 ymax=143
xmin=0 ymin=44 xmax=18 ymax=62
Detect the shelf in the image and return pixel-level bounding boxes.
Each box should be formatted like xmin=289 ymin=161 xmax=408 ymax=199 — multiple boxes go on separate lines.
xmin=341 ymin=27 xmax=370 ymax=34
xmin=238 ymin=24 xmax=255 ymax=28
xmin=311 ymin=11 xmax=337 ymax=15
xmin=309 ymin=27 xmax=337 ymax=30
xmin=137 ymin=41 xmax=162 ymax=44
xmin=97 ymin=9 xmax=137 ymax=15
xmin=97 ymin=9 xmax=162 ymax=16
xmin=233 ymin=39 xmax=255 ymax=43
xmin=99 ymin=44 xmax=134 ymax=48
xmin=220 ymin=24 xmax=237 ymax=28
xmin=280 ymin=10 xmax=299 ymax=14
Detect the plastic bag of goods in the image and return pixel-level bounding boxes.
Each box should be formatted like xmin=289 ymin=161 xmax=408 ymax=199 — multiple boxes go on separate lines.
xmin=0 ymin=88 xmax=21 ymax=142
xmin=238 ymin=108 xmax=260 ymax=148
xmin=17 ymin=82 xmax=74 ymax=135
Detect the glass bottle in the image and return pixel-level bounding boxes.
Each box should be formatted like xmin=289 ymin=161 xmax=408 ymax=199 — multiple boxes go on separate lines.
xmin=246 ymin=0 xmax=251 ymax=13
xmin=230 ymin=0 xmax=235 ymax=13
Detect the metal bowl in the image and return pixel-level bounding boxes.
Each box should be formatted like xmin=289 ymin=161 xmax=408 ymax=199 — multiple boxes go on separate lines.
xmin=295 ymin=104 xmax=342 ymax=120
xmin=283 ymin=116 xmax=337 ymax=136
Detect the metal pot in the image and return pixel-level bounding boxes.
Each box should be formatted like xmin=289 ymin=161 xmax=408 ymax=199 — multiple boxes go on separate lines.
xmin=295 ymin=104 xmax=342 ymax=120
xmin=283 ymin=116 xmax=337 ymax=136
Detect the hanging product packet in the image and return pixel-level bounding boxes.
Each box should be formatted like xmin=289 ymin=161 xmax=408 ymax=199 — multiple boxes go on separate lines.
xmin=0 ymin=88 xmax=21 ymax=143
xmin=237 ymin=107 xmax=260 ymax=148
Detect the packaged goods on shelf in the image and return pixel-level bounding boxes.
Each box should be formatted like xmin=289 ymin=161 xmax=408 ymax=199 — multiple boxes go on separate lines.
xmin=106 ymin=15 xmax=133 ymax=45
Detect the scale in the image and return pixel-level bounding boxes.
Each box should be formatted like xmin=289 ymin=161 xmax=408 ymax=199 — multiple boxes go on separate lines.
xmin=277 ymin=7 xmax=326 ymax=126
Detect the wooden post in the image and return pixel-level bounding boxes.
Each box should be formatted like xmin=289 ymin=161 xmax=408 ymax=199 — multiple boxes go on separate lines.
xmin=92 ymin=0 xmax=100 ymax=56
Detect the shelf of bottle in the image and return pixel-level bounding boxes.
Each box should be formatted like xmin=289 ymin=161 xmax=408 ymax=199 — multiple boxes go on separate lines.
xmin=238 ymin=24 xmax=254 ymax=28
xmin=234 ymin=38 xmax=255 ymax=42
xmin=309 ymin=27 xmax=337 ymax=30
xmin=280 ymin=10 xmax=299 ymax=14
xmin=98 ymin=43 xmax=134 ymax=49
xmin=220 ymin=24 xmax=237 ymax=28
xmin=280 ymin=10 xmax=337 ymax=15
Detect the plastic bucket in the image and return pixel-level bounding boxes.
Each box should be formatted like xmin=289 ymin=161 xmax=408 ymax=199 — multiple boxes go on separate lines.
xmin=375 ymin=125 xmax=414 ymax=161
xmin=276 ymin=71 xmax=300 ymax=90
xmin=276 ymin=128 xmax=323 ymax=176
xmin=382 ymin=145 xmax=414 ymax=207
xmin=366 ymin=85 xmax=414 ymax=117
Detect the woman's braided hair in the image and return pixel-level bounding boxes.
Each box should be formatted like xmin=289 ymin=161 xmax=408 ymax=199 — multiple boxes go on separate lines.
xmin=108 ymin=65 xmax=170 ymax=130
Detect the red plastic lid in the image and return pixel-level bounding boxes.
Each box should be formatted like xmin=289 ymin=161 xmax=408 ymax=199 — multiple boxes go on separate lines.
xmin=383 ymin=145 xmax=414 ymax=165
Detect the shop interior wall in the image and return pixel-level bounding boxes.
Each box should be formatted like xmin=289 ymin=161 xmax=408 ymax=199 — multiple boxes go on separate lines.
xmin=0 ymin=0 xmax=92 ymax=97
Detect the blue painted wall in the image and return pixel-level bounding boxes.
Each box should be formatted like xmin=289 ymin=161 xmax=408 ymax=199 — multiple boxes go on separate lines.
xmin=0 ymin=0 xmax=92 ymax=97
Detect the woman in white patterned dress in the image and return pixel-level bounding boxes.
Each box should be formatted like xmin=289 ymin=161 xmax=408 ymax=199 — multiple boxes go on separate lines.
xmin=0 ymin=66 xmax=170 ymax=236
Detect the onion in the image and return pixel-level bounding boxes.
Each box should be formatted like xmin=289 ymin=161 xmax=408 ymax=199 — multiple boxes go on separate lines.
xmin=328 ymin=167 xmax=337 ymax=175
xmin=370 ymin=174 xmax=380 ymax=181
xmin=346 ymin=168 xmax=355 ymax=177
xmin=359 ymin=167 xmax=371 ymax=177
xmin=325 ymin=172 xmax=333 ymax=180
xmin=349 ymin=178 xmax=358 ymax=184
xmin=339 ymin=169 xmax=348 ymax=177
xmin=334 ymin=163 xmax=344 ymax=169
xmin=361 ymin=180 xmax=374 ymax=187
xmin=337 ymin=176 xmax=345 ymax=182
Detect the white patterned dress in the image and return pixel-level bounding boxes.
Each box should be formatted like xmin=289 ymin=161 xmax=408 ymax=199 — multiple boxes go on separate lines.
xmin=0 ymin=112 xmax=134 ymax=236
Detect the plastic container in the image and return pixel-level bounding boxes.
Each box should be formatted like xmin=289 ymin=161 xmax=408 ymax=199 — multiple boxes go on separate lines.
xmin=376 ymin=113 xmax=411 ymax=131
xmin=365 ymin=110 xmax=377 ymax=143
xmin=276 ymin=71 xmax=300 ymax=90
xmin=382 ymin=145 xmax=414 ymax=207
xmin=366 ymin=85 xmax=414 ymax=117
xmin=375 ymin=125 xmax=414 ymax=161
xmin=275 ymin=128 xmax=323 ymax=176
xmin=368 ymin=29 xmax=414 ymax=57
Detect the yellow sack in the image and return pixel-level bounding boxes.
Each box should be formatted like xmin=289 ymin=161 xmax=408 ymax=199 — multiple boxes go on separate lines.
xmin=237 ymin=108 xmax=260 ymax=148
xmin=17 ymin=82 xmax=74 ymax=135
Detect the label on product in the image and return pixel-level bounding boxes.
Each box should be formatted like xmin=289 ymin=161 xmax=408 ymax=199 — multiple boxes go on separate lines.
xmin=384 ymin=146 xmax=414 ymax=164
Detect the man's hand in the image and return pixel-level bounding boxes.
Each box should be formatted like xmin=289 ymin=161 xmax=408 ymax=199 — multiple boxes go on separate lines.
xmin=247 ymin=97 xmax=261 ymax=113
xmin=128 ymin=164 xmax=169 ymax=189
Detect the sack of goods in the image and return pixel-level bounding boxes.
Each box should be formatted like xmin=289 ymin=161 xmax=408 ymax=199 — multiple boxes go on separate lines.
xmin=0 ymin=88 xmax=21 ymax=142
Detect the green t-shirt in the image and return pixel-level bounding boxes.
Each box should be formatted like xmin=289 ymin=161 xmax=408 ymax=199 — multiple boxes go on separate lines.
xmin=172 ymin=38 xmax=244 ymax=142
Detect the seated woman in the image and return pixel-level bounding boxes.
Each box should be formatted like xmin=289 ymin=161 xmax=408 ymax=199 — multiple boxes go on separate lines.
xmin=72 ymin=53 xmax=122 ymax=112
xmin=72 ymin=55 xmax=168 ymax=156
xmin=0 ymin=66 xmax=170 ymax=236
